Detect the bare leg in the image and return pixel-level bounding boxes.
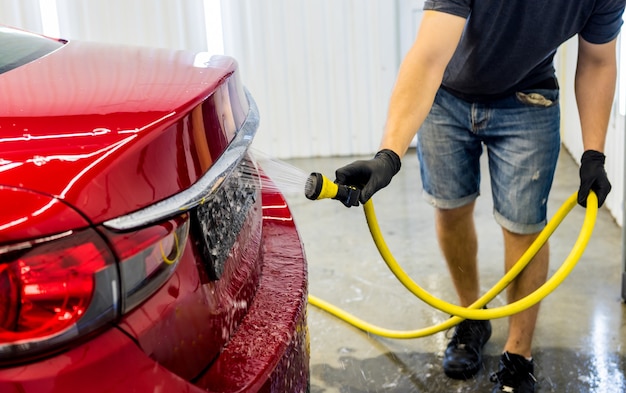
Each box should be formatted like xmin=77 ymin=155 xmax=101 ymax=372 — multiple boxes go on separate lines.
xmin=438 ymin=201 xmax=497 ymax=380
xmin=435 ymin=201 xmax=479 ymax=307
xmin=501 ymin=228 xmax=549 ymax=358
xmin=436 ymin=202 xmax=548 ymax=356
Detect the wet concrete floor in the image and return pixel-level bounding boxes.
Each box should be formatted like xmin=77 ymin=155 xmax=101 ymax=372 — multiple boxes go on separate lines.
xmin=282 ymin=147 xmax=626 ymax=393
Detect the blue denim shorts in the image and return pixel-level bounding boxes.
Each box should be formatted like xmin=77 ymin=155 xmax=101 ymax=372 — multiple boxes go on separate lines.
xmin=417 ymin=87 xmax=561 ymax=234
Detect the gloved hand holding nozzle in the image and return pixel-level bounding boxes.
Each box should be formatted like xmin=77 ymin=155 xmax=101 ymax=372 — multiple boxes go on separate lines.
xmin=334 ymin=149 xmax=402 ymax=205
xmin=578 ymin=150 xmax=611 ymax=208
xmin=304 ymin=149 xmax=401 ymax=207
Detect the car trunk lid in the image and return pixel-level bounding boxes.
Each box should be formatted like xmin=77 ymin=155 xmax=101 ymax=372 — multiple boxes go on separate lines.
xmin=0 ymin=40 xmax=247 ymax=224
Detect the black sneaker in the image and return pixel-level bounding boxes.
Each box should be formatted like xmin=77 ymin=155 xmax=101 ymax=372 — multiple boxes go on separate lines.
xmin=490 ymin=352 xmax=537 ymax=392
xmin=442 ymin=318 xmax=492 ymax=379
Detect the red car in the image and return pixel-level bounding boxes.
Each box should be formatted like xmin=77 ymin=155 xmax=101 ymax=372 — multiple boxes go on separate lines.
xmin=0 ymin=26 xmax=309 ymax=392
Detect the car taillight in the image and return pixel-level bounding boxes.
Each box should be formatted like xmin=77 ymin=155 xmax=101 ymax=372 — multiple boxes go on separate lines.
xmin=103 ymin=214 xmax=190 ymax=313
xmin=0 ymin=214 xmax=189 ymax=364
xmin=0 ymin=265 xmax=19 ymax=331
xmin=0 ymin=229 xmax=119 ymax=362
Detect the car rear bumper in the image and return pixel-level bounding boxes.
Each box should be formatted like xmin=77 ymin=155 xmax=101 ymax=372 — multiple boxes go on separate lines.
xmin=0 ymin=192 xmax=310 ymax=393
xmin=198 ymin=191 xmax=310 ymax=393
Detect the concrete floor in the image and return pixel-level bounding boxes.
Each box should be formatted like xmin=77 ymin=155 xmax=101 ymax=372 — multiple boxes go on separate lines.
xmin=281 ymin=147 xmax=626 ymax=393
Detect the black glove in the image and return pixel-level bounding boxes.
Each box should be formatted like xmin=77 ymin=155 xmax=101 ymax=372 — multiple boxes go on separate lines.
xmin=578 ymin=150 xmax=611 ymax=208
xmin=335 ymin=149 xmax=401 ymax=204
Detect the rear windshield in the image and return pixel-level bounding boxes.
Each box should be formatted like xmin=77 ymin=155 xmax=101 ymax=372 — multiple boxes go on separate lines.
xmin=0 ymin=26 xmax=64 ymax=75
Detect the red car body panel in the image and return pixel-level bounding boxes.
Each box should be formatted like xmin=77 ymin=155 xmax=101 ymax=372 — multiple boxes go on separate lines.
xmin=0 ymin=188 xmax=309 ymax=393
xmin=109 ymin=191 xmax=265 ymax=381
xmin=0 ymin=40 xmax=241 ymax=224
xmin=200 ymin=191 xmax=310 ymax=393
xmin=0 ymin=30 xmax=309 ymax=393
xmin=0 ymin=187 xmax=88 ymax=243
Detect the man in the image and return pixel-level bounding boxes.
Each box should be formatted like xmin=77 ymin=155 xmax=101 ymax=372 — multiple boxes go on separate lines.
xmin=334 ymin=1 xmax=624 ymax=392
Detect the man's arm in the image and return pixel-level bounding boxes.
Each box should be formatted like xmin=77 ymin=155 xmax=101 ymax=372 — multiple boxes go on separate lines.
xmin=334 ymin=10 xmax=466 ymax=204
xmin=379 ymin=10 xmax=466 ymax=157
xmin=575 ymin=36 xmax=618 ymax=152
xmin=574 ymin=36 xmax=617 ymax=207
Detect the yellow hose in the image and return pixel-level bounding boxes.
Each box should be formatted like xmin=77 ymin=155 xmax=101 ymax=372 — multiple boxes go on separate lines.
xmin=308 ymin=191 xmax=597 ymax=338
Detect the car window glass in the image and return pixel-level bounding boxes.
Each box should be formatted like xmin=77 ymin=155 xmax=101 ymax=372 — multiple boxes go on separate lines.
xmin=0 ymin=26 xmax=64 ymax=75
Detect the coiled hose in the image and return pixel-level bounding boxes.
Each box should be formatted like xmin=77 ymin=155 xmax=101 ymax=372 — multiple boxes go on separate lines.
xmin=305 ymin=173 xmax=598 ymax=338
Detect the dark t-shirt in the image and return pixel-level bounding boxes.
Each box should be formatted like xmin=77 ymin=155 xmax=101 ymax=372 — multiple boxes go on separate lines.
xmin=423 ymin=0 xmax=626 ymax=99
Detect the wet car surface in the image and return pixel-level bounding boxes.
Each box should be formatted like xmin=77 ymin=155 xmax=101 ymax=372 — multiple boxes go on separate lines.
xmin=0 ymin=26 xmax=309 ymax=392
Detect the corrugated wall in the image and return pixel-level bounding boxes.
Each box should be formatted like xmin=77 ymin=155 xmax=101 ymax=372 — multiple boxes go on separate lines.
xmin=0 ymin=0 xmax=42 ymax=31
xmin=221 ymin=0 xmax=399 ymax=159
xmin=54 ymin=0 xmax=208 ymax=52
xmin=0 ymin=0 xmax=210 ymax=51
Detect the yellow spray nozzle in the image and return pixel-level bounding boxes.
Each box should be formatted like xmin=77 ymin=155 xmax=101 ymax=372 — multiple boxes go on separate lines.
xmin=304 ymin=172 xmax=360 ymax=207
xmin=304 ymin=173 xmax=336 ymax=200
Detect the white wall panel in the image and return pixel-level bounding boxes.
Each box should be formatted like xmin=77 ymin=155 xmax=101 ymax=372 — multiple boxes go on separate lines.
xmin=54 ymin=0 xmax=208 ymax=51
xmin=609 ymin=113 xmax=625 ymax=227
xmin=398 ymin=0 xmax=425 ymax=58
xmin=398 ymin=0 xmax=425 ymax=147
xmin=221 ymin=0 xmax=399 ymax=158
xmin=0 ymin=0 xmax=43 ymax=32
